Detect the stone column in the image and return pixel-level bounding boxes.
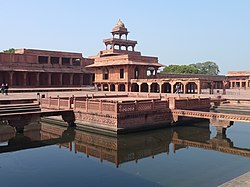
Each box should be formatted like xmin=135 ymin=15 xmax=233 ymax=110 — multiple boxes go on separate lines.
xmin=48 ymin=73 xmax=52 ymax=86
xmin=159 ymin=83 xmax=163 ymax=93
xmin=59 ymin=57 xmax=63 ymax=65
xmin=23 ymin=72 xmax=27 ymax=86
xmin=183 ymin=82 xmax=187 ymax=94
xmin=148 ymin=83 xmax=152 ymax=93
xmin=9 ymin=72 xmax=14 ymax=86
xmin=171 ymin=82 xmax=175 ymax=94
xmin=79 ymin=74 xmax=83 ymax=86
xmin=240 ymin=80 xmax=242 ymax=88
xmin=197 ymin=81 xmax=201 ymax=95
xmin=48 ymin=56 xmax=51 ymax=65
xmin=115 ymin=84 xmax=119 ymax=92
xmin=59 ymin=73 xmax=63 ymax=86
xmin=138 ymin=83 xmax=141 ymax=92
xmin=36 ymin=73 xmax=40 ymax=86
xmin=222 ymin=81 xmax=227 ymax=95
xmin=70 ymin=74 xmax=74 ymax=86
xmin=211 ymin=82 xmax=214 ymax=94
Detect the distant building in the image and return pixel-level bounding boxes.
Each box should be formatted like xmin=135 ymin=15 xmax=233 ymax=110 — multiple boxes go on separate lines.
xmin=0 ymin=49 xmax=94 ymax=87
xmin=227 ymin=71 xmax=250 ymax=89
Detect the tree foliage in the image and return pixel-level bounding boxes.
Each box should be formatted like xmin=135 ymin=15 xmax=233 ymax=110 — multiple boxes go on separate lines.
xmin=3 ymin=48 xmax=16 ymax=53
xmin=162 ymin=61 xmax=220 ymax=75
xmin=162 ymin=65 xmax=200 ymax=74
xmin=190 ymin=61 xmax=220 ymax=75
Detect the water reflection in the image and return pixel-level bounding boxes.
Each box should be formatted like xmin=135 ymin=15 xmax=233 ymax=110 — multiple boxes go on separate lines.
xmin=1 ymin=118 xmax=250 ymax=166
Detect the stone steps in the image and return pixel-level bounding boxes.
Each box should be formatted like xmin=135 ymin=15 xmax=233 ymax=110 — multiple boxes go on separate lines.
xmin=0 ymin=102 xmax=41 ymax=117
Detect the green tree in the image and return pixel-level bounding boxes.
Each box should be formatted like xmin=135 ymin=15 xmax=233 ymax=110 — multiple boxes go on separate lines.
xmin=3 ymin=48 xmax=16 ymax=53
xmin=190 ymin=61 xmax=220 ymax=75
xmin=162 ymin=64 xmax=200 ymax=74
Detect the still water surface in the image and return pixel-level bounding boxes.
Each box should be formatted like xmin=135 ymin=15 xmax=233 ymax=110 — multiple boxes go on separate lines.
xmin=0 ymin=119 xmax=250 ymax=187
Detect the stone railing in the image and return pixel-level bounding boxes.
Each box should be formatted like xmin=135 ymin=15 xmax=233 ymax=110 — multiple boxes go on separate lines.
xmin=40 ymin=96 xmax=71 ymax=110
xmin=41 ymin=96 xmax=169 ymax=115
xmin=169 ymin=97 xmax=210 ymax=110
xmin=117 ymin=99 xmax=169 ymax=113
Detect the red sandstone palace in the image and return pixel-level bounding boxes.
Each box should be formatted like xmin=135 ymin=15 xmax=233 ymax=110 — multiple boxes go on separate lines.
xmin=0 ymin=49 xmax=93 ymax=87
xmin=0 ymin=19 xmax=249 ymax=91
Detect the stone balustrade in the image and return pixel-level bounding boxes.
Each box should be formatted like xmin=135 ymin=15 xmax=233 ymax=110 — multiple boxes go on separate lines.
xmin=41 ymin=96 xmax=169 ymax=115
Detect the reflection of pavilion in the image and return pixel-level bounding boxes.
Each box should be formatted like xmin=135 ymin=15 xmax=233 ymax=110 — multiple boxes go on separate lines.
xmin=1 ymin=120 xmax=250 ymax=166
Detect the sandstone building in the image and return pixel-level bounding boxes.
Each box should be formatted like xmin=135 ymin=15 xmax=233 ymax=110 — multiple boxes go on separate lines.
xmin=0 ymin=49 xmax=93 ymax=87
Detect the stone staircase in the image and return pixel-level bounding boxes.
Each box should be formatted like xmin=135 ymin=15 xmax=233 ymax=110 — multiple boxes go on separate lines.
xmin=0 ymin=102 xmax=41 ymax=117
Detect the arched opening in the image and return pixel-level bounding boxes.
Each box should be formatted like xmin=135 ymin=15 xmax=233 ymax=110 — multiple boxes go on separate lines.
xmin=134 ymin=67 xmax=139 ymax=79
xmin=39 ymin=73 xmax=49 ymax=86
xmin=103 ymin=83 xmax=109 ymax=91
xmin=110 ymin=84 xmax=115 ymax=91
xmin=128 ymin=46 xmax=133 ymax=51
xmin=150 ymin=83 xmax=159 ymax=93
xmin=62 ymin=74 xmax=70 ymax=86
xmin=131 ymin=83 xmax=139 ymax=92
xmin=186 ymin=82 xmax=198 ymax=94
xmin=174 ymin=82 xmax=184 ymax=94
xmin=161 ymin=82 xmax=171 ymax=93
xmin=73 ymin=74 xmax=80 ymax=85
xmin=26 ymin=73 xmax=37 ymax=86
xmin=97 ymin=84 xmax=101 ymax=91
xmin=118 ymin=84 xmax=125 ymax=91
xmin=141 ymin=83 xmax=148 ymax=92
xmin=12 ymin=72 xmax=24 ymax=86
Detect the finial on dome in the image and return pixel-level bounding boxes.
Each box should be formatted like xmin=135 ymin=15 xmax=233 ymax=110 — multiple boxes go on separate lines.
xmin=115 ymin=19 xmax=125 ymax=28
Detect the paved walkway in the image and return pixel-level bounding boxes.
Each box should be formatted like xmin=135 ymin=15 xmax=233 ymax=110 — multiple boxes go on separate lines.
xmin=219 ymin=171 xmax=250 ymax=187
xmin=1 ymin=87 xmax=250 ymax=101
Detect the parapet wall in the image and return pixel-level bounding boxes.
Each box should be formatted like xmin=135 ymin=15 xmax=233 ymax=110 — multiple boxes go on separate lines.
xmin=40 ymin=94 xmax=211 ymax=132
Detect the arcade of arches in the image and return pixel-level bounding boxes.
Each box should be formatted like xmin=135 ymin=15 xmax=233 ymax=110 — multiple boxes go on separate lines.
xmin=96 ymin=78 xmax=226 ymax=94
xmin=0 ymin=71 xmax=92 ymax=87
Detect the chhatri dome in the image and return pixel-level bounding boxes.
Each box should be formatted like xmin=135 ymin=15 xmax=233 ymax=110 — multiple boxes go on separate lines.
xmin=115 ymin=19 xmax=125 ymax=28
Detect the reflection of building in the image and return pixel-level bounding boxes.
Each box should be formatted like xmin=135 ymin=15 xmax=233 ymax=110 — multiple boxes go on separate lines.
xmin=1 ymin=121 xmax=250 ymax=165
xmin=0 ymin=49 xmax=93 ymax=87
xmin=227 ymin=71 xmax=250 ymax=89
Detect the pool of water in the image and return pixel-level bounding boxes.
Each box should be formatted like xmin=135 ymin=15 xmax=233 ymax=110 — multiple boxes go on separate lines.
xmin=0 ymin=119 xmax=250 ymax=187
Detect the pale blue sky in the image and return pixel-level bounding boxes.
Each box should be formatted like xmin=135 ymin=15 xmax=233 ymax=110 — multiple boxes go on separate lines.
xmin=1 ymin=0 xmax=250 ymax=74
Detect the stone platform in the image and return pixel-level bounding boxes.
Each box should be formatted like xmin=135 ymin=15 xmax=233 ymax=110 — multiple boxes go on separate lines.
xmin=219 ymin=171 xmax=250 ymax=187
